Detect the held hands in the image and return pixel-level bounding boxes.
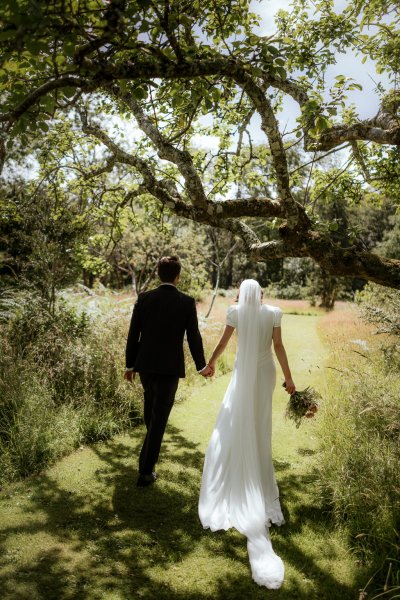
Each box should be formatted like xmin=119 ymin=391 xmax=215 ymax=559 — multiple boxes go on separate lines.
xmin=200 ymin=363 xmax=215 ymax=378
xmin=206 ymin=359 xmax=217 ymax=377
xmin=125 ymin=367 xmax=214 ymax=380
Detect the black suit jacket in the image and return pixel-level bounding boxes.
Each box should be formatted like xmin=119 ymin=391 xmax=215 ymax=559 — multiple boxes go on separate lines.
xmin=125 ymin=284 xmax=206 ymax=378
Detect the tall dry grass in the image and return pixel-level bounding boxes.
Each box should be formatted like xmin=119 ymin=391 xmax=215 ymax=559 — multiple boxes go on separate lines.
xmin=0 ymin=298 xmax=142 ymax=484
xmin=0 ymin=290 xmax=236 ymax=485
xmin=317 ymin=301 xmax=400 ymax=599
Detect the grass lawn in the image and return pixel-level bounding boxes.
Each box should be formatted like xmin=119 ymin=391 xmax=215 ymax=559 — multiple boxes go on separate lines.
xmin=0 ymin=301 xmax=366 ymax=599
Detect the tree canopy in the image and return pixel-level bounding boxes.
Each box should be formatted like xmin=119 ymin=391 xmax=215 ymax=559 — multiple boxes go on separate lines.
xmin=0 ymin=0 xmax=399 ymax=288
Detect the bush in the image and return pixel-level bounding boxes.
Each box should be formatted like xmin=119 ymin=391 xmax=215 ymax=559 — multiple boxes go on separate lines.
xmin=263 ymin=257 xmax=355 ymax=307
xmin=0 ymin=368 xmax=81 ymax=481
xmin=264 ymin=281 xmax=309 ymax=300
xmin=317 ymin=287 xmax=400 ymax=598
xmin=357 ymin=283 xmax=400 ymax=372
xmin=0 ymin=298 xmax=142 ymax=484
xmin=263 ymin=258 xmax=310 ymax=300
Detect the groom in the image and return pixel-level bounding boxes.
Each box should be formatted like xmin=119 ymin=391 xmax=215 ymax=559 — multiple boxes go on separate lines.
xmin=124 ymin=255 xmax=212 ymax=487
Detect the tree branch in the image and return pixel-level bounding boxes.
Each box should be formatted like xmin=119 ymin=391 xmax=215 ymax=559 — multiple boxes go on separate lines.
xmin=251 ymin=229 xmax=400 ymax=289
xmin=82 ymin=155 xmax=117 ymax=180
xmin=307 ymin=121 xmax=400 ymax=151
xmin=225 ymin=219 xmax=261 ymax=252
xmin=232 ymin=71 xmax=291 ymax=198
xmin=350 ymin=141 xmax=373 ymax=183
xmin=109 ymin=86 xmax=209 ymax=209
xmin=150 ymin=0 xmax=184 ymax=62
xmin=229 ymin=63 xmax=311 ymax=230
xmin=0 ymin=76 xmax=96 ymax=126
xmin=80 ymin=118 xmax=285 ymax=235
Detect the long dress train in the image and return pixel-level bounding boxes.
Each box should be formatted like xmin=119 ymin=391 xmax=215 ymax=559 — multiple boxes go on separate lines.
xmin=199 ymin=286 xmax=285 ymax=589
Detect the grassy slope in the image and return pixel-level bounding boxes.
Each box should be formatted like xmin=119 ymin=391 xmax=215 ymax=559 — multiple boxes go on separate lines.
xmin=0 ymin=308 xmax=365 ymax=600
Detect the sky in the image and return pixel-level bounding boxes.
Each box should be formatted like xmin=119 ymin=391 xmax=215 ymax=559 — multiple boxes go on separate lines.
xmin=243 ymin=0 xmax=391 ymax=143
xmin=5 ymin=0 xmax=393 ymax=177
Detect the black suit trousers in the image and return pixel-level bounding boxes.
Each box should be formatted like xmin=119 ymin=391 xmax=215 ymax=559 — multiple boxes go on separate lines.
xmin=138 ymin=373 xmax=179 ymax=475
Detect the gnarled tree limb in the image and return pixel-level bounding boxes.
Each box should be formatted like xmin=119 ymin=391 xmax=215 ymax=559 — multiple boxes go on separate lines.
xmin=251 ymin=228 xmax=400 ymax=289
xmin=308 ymin=121 xmax=400 ymax=151
xmin=110 ymin=86 xmax=209 ymax=209
xmin=0 ymin=76 xmax=96 ymax=126
xmin=81 ymin=117 xmax=400 ymax=289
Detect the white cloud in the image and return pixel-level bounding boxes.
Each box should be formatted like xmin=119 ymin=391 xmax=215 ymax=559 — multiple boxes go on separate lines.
xmin=105 ymin=114 xmax=145 ymax=148
xmin=251 ymin=0 xmax=293 ymax=36
xmin=191 ymin=133 xmax=221 ymax=150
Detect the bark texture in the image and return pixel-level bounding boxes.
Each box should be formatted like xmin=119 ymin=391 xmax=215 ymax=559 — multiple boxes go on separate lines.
xmin=1 ymin=13 xmax=399 ymax=289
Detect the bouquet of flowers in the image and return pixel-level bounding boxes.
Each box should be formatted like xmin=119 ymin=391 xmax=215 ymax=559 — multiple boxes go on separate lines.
xmin=283 ymin=383 xmax=321 ymax=428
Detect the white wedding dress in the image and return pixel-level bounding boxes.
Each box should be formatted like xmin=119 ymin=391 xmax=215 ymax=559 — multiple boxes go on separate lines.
xmin=199 ymin=280 xmax=285 ymax=589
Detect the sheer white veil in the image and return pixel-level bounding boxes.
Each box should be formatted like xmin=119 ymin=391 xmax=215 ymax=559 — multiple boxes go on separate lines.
xmin=236 ymin=279 xmax=262 ymax=419
xmin=199 ymin=278 xmax=285 ymax=587
xmin=229 ymin=279 xmax=265 ymax=536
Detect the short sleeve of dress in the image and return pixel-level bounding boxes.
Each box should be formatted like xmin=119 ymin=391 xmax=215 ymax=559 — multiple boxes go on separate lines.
xmin=273 ymin=307 xmax=283 ymax=328
xmin=226 ymin=305 xmax=238 ymax=328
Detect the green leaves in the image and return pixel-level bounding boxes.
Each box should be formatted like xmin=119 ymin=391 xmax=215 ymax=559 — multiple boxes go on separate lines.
xmin=0 ymin=29 xmax=15 ymax=41
xmin=328 ymin=221 xmax=339 ymax=232
xmin=25 ymin=39 xmax=49 ymax=55
xmin=136 ymin=0 xmax=152 ymax=8
xmin=132 ymin=86 xmax=147 ymax=100
xmin=333 ymin=75 xmax=363 ymax=92
xmin=315 ymin=115 xmax=330 ymax=132
xmin=203 ymin=97 xmax=213 ymax=111
xmin=300 ymin=95 xmax=333 ymax=137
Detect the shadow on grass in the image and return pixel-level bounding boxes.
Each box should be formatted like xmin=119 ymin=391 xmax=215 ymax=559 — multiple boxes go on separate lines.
xmin=0 ymin=423 xmax=364 ymax=600
xmin=297 ymin=448 xmax=316 ymax=457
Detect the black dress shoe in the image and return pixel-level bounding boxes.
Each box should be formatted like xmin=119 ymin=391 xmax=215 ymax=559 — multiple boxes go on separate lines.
xmin=136 ymin=472 xmax=157 ymax=487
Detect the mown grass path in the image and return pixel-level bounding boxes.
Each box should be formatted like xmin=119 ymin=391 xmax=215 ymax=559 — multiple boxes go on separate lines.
xmin=0 ymin=312 xmax=365 ymax=599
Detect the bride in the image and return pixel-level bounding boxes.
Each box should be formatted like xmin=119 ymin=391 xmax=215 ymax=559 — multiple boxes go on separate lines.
xmin=198 ymin=279 xmax=296 ymax=589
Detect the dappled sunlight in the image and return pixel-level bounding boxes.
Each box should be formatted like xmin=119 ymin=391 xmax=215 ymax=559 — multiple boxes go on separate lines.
xmin=0 ymin=306 xmax=370 ymax=599
xmin=0 ymin=428 xmax=210 ymax=599
xmin=0 ymin=418 xmax=363 ymax=599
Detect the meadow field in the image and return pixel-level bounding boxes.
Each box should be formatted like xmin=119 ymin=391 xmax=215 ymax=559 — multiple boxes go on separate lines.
xmin=1 ymin=292 xmax=382 ymax=600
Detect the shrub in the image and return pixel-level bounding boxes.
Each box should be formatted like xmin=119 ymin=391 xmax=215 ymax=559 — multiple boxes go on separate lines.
xmin=317 ymin=288 xmax=400 ymax=598
xmin=357 ymin=283 xmax=400 ymax=372
xmin=0 ymin=285 xmax=25 ymax=322
xmin=0 ymin=298 xmax=142 ymax=484
xmin=264 ymin=281 xmax=308 ymax=300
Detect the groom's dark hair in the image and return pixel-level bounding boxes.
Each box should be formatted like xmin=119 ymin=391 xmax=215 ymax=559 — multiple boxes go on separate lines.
xmin=158 ymin=255 xmax=181 ymax=282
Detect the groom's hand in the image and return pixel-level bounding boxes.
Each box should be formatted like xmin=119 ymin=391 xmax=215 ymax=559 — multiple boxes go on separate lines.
xmin=124 ymin=370 xmax=136 ymax=383
xmin=200 ymin=365 xmax=213 ymax=378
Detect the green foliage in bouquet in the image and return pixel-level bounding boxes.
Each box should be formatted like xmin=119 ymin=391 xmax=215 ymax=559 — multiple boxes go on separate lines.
xmin=284 ymin=384 xmax=321 ymax=428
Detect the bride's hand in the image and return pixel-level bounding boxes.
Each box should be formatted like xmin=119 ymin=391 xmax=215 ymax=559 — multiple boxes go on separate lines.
xmin=208 ymin=360 xmax=216 ymax=376
xmin=284 ymin=378 xmax=295 ymax=394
